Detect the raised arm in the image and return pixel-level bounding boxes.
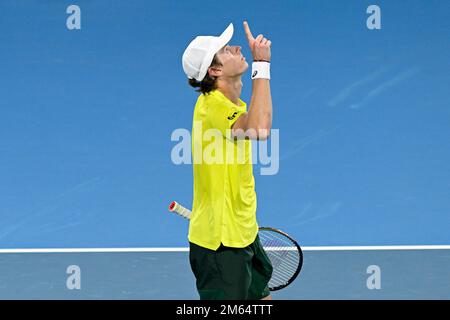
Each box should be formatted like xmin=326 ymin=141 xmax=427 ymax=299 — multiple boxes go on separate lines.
xmin=231 ymin=21 xmax=272 ymax=140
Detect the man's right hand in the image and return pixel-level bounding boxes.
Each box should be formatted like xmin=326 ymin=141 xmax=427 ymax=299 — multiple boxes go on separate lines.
xmin=243 ymin=21 xmax=271 ymax=62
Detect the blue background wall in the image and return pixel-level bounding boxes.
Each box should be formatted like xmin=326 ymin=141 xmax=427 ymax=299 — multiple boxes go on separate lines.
xmin=1 ymin=0 xmax=449 ymax=248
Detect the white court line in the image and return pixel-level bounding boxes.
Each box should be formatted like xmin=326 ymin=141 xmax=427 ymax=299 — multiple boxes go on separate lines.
xmin=0 ymin=248 xmax=189 ymax=253
xmin=302 ymin=245 xmax=450 ymax=251
xmin=0 ymin=245 xmax=450 ymax=254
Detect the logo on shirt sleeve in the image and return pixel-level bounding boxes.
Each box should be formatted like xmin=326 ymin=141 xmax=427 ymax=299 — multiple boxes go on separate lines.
xmin=227 ymin=111 xmax=239 ymax=120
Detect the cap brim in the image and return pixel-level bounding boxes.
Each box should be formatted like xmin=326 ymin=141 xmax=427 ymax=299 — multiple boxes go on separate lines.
xmin=217 ymin=23 xmax=234 ymax=50
xmin=196 ymin=23 xmax=234 ymax=81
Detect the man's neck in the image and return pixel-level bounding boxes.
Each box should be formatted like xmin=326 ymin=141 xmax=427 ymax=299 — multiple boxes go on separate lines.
xmin=216 ymin=76 xmax=243 ymax=106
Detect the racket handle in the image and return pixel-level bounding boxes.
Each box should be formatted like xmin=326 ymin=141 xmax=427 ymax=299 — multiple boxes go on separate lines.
xmin=168 ymin=201 xmax=192 ymax=219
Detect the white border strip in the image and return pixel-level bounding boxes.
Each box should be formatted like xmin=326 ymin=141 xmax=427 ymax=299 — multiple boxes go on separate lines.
xmin=0 ymin=245 xmax=450 ymax=254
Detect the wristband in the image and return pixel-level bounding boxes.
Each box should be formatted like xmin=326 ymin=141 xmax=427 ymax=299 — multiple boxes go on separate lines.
xmin=251 ymin=61 xmax=271 ymax=80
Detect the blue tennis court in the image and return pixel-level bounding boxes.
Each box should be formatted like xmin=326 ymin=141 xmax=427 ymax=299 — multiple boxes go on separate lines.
xmin=1 ymin=247 xmax=449 ymax=299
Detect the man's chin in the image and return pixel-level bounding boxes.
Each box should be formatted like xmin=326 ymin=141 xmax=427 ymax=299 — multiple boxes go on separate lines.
xmin=232 ymin=63 xmax=249 ymax=78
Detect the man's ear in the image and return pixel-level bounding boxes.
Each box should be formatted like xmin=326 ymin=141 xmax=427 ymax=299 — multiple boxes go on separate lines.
xmin=208 ymin=66 xmax=222 ymax=78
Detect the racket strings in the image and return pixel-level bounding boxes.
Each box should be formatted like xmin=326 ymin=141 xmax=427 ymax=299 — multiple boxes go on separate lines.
xmin=259 ymin=229 xmax=301 ymax=289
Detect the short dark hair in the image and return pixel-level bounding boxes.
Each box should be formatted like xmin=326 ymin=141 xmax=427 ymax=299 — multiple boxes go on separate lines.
xmin=188 ymin=54 xmax=223 ymax=95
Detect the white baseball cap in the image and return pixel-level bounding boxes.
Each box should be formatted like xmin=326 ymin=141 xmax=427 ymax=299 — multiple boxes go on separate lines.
xmin=182 ymin=23 xmax=234 ymax=81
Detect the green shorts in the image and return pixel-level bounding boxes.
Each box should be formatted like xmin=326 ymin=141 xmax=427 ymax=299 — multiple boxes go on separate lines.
xmin=189 ymin=235 xmax=273 ymax=300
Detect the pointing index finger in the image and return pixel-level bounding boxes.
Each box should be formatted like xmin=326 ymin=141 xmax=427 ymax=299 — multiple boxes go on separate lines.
xmin=243 ymin=21 xmax=254 ymax=42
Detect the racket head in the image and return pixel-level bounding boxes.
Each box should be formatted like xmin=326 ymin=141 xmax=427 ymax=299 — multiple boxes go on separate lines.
xmin=258 ymin=227 xmax=303 ymax=291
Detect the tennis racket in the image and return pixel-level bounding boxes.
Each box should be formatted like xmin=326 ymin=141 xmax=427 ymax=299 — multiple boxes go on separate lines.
xmin=168 ymin=201 xmax=303 ymax=291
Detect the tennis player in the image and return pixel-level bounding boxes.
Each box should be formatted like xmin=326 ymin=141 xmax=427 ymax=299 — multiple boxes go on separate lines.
xmin=182 ymin=21 xmax=273 ymax=300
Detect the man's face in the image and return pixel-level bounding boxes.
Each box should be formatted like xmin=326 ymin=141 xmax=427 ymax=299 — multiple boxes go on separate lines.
xmin=213 ymin=44 xmax=248 ymax=78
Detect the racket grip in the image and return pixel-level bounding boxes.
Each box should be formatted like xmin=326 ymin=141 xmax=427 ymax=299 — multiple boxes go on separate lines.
xmin=168 ymin=201 xmax=192 ymax=219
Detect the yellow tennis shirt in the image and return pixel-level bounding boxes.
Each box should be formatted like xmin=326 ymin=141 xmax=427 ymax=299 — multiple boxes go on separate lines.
xmin=189 ymin=89 xmax=258 ymax=250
